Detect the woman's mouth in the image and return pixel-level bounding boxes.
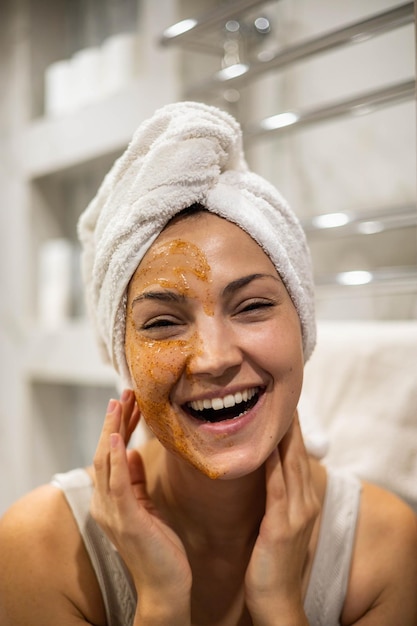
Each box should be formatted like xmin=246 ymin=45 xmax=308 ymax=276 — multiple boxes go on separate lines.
xmin=184 ymin=387 xmax=261 ymax=423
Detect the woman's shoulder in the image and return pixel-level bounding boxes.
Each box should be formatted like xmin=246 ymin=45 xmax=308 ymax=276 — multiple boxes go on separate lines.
xmin=0 ymin=480 xmax=83 ymax=554
xmin=0 ymin=480 xmax=105 ymax=625
xmin=342 ymin=480 xmax=417 ymax=625
xmin=0 ymin=482 xmax=71 ymax=573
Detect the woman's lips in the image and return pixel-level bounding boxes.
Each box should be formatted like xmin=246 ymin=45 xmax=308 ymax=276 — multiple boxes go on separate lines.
xmin=183 ymin=387 xmax=263 ymax=423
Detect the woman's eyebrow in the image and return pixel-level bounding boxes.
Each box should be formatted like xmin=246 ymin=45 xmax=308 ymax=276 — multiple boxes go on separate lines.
xmin=132 ymin=290 xmax=187 ymax=307
xmin=222 ymin=273 xmax=282 ymax=297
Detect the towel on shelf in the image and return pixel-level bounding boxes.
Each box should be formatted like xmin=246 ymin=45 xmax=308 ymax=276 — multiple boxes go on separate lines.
xmin=300 ymin=320 xmax=417 ymax=510
xmin=78 ymin=101 xmax=316 ymax=387
xmin=297 ymin=397 xmax=330 ymax=460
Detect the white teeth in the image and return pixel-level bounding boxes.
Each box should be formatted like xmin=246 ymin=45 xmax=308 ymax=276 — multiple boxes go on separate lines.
xmin=188 ymin=387 xmax=258 ymax=412
xmin=223 ymin=394 xmax=235 ymax=408
xmin=211 ymin=397 xmax=224 ymax=411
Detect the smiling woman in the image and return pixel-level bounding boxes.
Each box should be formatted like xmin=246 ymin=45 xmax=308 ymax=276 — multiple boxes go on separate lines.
xmin=125 ymin=208 xmax=303 ymax=481
xmin=0 ymin=102 xmax=416 ymax=626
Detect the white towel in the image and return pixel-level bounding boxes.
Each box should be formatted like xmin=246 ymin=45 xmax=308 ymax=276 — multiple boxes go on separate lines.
xmin=301 ymin=321 xmax=417 ymax=509
xmin=78 ymin=101 xmax=316 ymax=386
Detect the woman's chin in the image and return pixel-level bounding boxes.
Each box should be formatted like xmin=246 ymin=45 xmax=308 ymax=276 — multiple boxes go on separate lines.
xmin=171 ymin=446 xmax=266 ymax=482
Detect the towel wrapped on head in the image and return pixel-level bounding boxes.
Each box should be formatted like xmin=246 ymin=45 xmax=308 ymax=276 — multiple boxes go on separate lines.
xmin=78 ymin=101 xmax=316 ymax=387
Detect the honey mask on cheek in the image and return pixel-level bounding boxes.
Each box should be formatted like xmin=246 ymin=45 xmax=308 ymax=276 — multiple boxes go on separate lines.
xmin=125 ymin=238 xmax=219 ymax=476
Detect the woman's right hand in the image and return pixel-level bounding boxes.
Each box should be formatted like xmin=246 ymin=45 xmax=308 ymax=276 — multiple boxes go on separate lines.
xmin=91 ymin=390 xmax=192 ymax=625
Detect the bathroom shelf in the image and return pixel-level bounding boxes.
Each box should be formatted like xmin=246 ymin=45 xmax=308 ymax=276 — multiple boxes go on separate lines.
xmin=19 ymin=81 xmax=172 ymax=180
xmin=24 ymin=320 xmax=117 ymax=387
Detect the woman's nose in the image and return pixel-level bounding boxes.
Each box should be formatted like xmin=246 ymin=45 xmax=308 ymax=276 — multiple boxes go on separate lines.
xmin=187 ymin=318 xmax=242 ymax=378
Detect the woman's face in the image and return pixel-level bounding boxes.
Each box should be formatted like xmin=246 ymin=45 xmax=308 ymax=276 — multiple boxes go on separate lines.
xmin=125 ymin=212 xmax=304 ymax=480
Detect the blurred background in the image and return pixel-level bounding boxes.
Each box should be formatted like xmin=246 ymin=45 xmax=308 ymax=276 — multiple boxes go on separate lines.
xmin=0 ymin=0 xmax=415 ymax=513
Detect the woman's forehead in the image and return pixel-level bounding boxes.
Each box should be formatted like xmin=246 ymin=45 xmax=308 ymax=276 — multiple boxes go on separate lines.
xmin=126 ymin=215 xmax=281 ymax=309
xmin=137 ymin=211 xmax=275 ymax=276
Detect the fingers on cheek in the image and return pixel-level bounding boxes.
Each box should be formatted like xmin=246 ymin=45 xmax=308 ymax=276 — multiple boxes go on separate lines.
xmin=108 ymin=434 xmax=130 ymax=498
xmin=106 ymin=399 xmax=121 ymax=426
xmin=265 ymin=450 xmax=287 ymax=503
xmin=91 ymin=436 xmax=131 ymax=533
xmin=269 ymin=446 xmax=319 ymax=529
xmin=281 ymin=421 xmax=314 ymax=497
xmin=285 ymin=458 xmax=319 ymax=519
xmin=95 ymin=400 xmax=121 ymax=455
xmin=120 ymin=391 xmax=135 ymax=439
xmin=290 ymin=476 xmax=320 ymax=535
xmin=126 ymin=404 xmax=141 ymax=441
xmin=119 ymin=392 xmax=141 ymax=445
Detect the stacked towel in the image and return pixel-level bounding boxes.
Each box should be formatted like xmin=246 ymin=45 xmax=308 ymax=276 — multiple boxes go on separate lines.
xmin=301 ymin=321 xmax=417 ymax=510
xmin=78 ymin=101 xmax=316 ymax=386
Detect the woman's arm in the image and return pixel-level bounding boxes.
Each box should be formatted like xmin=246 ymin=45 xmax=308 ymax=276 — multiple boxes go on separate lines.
xmin=341 ymin=483 xmax=417 ymax=626
xmin=0 ymin=484 xmax=105 ymax=626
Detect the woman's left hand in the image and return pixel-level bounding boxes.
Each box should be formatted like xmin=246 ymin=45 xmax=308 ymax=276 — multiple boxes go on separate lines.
xmin=244 ymin=414 xmax=319 ymax=625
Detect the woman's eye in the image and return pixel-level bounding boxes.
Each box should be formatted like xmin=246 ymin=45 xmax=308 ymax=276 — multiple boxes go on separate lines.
xmin=237 ymin=300 xmax=275 ymax=315
xmin=141 ymin=317 xmax=179 ymax=331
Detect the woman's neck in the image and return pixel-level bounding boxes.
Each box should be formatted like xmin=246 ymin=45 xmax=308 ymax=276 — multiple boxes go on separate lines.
xmin=142 ymin=439 xmax=266 ymax=550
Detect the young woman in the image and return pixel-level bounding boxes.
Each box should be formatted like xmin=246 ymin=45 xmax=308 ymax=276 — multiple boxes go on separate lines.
xmin=0 ymin=102 xmax=416 ymax=626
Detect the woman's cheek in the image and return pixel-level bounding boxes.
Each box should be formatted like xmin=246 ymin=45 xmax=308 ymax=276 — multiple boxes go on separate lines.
xmin=126 ymin=332 xmax=189 ymax=436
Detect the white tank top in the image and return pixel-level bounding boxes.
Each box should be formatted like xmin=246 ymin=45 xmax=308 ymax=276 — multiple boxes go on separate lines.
xmin=52 ymin=467 xmax=361 ymax=626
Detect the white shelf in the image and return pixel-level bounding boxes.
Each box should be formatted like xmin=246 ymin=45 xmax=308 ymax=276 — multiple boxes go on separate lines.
xmin=18 ymin=79 xmax=175 ymax=179
xmin=24 ymin=319 xmax=117 ymax=387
